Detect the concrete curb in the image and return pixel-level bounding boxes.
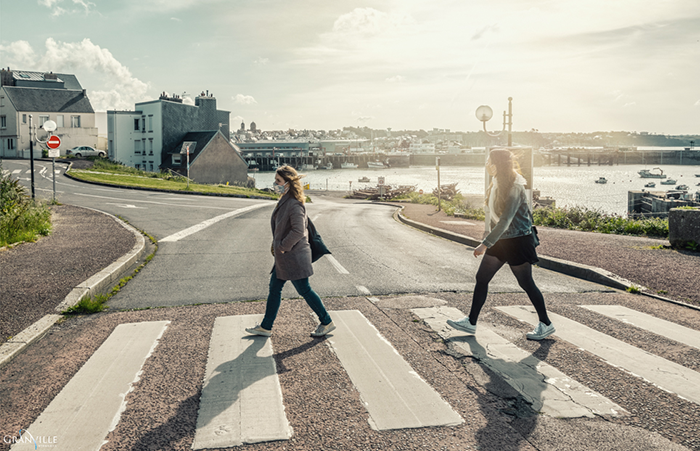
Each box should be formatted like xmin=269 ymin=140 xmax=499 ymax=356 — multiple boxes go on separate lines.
xmin=393 ymin=206 xmax=637 ymax=292
xmin=0 ymin=207 xmax=148 ymax=369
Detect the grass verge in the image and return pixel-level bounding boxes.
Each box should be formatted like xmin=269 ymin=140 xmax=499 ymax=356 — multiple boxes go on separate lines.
xmin=66 ymin=159 xmax=278 ymax=199
xmin=401 ymin=192 xmax=486 ymax=220
xmin=533 ymin=205 xmax=669 ymax=238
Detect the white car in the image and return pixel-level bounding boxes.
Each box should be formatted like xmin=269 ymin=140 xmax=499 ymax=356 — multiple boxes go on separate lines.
xmin=66 ymin=146 xmax=106 ymax=158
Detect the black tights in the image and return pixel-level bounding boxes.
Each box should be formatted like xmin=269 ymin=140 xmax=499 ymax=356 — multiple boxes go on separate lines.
xmin=468 ymin=254 xmax=551 ymax=326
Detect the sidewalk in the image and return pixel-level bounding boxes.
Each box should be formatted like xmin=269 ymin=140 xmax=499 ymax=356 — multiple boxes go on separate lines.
xmin=398 ymin=202 xmax=700 ymax=307
xmin=1 ymin=204 xmax=145 ymax=359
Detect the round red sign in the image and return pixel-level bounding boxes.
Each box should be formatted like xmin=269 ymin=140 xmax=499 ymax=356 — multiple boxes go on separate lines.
xmin=47 ymin=135 xmax=61 ymax=149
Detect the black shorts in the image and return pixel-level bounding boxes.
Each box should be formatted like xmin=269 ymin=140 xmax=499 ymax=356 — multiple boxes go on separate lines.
xmin=485 ymin=233 xmax=539 ymax=266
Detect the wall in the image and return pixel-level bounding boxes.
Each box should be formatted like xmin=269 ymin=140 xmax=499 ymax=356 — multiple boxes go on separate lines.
xmin=190 ymin=133 xmax=248 ymax=185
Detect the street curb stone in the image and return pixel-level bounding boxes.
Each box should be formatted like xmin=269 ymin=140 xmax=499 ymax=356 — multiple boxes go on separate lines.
xmin=0 ymin=207 xmax=147 ymax=369
xmin=393 ymin=206 xmax=634 ymax=291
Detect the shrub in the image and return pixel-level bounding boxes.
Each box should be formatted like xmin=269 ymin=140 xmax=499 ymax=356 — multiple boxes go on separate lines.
xmin=533 ymin=205 xmax=668 ymax=238
xmin=0 ymin=161 xmax=52 ymax=247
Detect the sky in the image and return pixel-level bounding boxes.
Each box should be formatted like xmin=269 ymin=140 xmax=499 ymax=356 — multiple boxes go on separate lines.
xmin=0 ymin=0 xmax=699 ymax=134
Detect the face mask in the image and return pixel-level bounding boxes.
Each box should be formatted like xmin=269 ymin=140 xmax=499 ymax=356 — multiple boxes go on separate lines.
xmin=273 ymin=181 xmax=287 ymax=194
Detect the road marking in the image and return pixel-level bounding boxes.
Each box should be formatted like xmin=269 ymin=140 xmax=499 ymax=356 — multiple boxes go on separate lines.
xmin=356 ymin=285 xmax=371 ymax=295
xmin=12 ymin=169 xmax=21 ymax=175
xmin=414 ymin=306 xmax=626 ymax=418
xmin=25 ymin=169 xmax=31 ymax=174
xmin=498 ymin=306 xmax=700 ymax=406
xmin=326 ymin=310 xmax=463 ymax=430
xmin=192 ymin=315 xmax=291 ymax=449
xmin=74 ymin=192 xmax=256 ymax=210
xmin=106 ymin=203 xmax=144 ymax=209
xmin=11 ymin=321 xmax=170 ymax=451
xmin=161 ymin=203 xmax=271 ymax=242
xmin=581 ymin=305 xmax=700 ymax=351
xmin=325 ymin=255 xmax=349 ymax=274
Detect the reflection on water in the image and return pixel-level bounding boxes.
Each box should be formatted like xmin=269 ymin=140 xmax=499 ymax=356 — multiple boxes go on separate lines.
xmin=251 ymin=164 xmax=700 ymax=215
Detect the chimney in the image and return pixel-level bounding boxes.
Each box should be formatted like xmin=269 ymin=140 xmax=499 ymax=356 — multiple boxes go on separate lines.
xmin=44 ymin=72 xmax=58 ymax=80
xmin=0 ymin=67 xmax=14 ymax=87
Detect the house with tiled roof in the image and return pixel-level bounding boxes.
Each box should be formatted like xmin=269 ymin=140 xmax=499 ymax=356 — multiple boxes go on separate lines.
xmin=0 ymin=68 xmax=98 ymax=158
xmin=160 ymin=130 xmax=250 ymax=186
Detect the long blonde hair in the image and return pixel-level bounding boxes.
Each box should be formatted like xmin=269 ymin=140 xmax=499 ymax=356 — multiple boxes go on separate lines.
xmin=485 ymin=149 xmax=518 ymax=217
xmin=276 ymin=165 xmax=305 ymax=203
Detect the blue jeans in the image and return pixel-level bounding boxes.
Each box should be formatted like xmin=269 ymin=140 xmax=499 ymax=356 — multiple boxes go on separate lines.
xmin=261 ymin=268 xmax=332 ymax=330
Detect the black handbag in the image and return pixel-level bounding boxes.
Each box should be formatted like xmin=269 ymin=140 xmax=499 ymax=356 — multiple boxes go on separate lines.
xmin=307 ymin=218 xmax=331 ymax=262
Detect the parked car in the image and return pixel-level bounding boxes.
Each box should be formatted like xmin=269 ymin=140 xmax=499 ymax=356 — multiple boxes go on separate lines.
xmin=66 ymin=146 xmax=106 ymax=158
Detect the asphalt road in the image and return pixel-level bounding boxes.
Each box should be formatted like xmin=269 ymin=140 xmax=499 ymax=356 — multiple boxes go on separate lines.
xmin=4 ymin=159 xmax=603 ymax=310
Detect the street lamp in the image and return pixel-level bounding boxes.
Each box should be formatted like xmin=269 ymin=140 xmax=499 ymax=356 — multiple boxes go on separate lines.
xmin=475 ymin=97 xmax=513 ymax=147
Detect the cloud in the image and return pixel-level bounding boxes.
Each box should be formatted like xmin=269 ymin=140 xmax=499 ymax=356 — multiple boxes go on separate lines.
xmin=254 ymin=57 xmax=269 ymax=65
xmin=356 ymin=116 xmax=374 ymax=123
xmin=332 ymin=7 xmax=414 ymax=36
xmin=234 ymin=94 xmax=257 ymax=105
xmin=170 ymin=17 xmax=182 ymax=22
xmin=38 ymin=0 xmax=95 ymax=15
xmin=0 ymin=38 xmax=148 ymax=111
xmin=695 ymin=100 xmax=700 ymax=107
xmin=232 ymin=115 xmax=245 ymax=125
xmin=0 ymin=41 xmax=38 ymax=69
xmin=471 ymin=24 xmax=499 ymax=41
xmin=385 ymin=75 xmax=405 ymax=83
xmin=623 ymin=102 xmax=637 ymax=107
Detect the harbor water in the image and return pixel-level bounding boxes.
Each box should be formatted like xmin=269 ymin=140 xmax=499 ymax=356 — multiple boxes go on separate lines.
xmin=251 ymin=164 xmax=700 ymax=216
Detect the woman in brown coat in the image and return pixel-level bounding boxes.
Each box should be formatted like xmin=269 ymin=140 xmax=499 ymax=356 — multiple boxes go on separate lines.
xmin=246 ymin=166 xmax=335 ymax=338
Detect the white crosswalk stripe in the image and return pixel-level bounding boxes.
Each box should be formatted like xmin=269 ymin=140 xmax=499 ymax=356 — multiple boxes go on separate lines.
xmin=415 ymin=306 xmax=626 ymax=418
xmin=498 ymin=305 xmax=700 ymax=406
xmin=326 ymin=310 xmax=464 ymax=430
xmin=581 ymin=305 xmax=700 ymax=350
xmin=192 ymin=315 xmax=292 ymax=449
xmin=11 ymin=321 xmax=170 ymax=451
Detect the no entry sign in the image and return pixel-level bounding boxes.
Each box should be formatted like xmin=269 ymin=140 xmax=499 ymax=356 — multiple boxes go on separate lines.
xmin=47 ymin=135 xmax=61 ymax=149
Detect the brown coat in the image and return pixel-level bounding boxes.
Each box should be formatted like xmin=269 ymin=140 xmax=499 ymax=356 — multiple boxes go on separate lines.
xmin=271 ymin=194 xmax=313 ymax=281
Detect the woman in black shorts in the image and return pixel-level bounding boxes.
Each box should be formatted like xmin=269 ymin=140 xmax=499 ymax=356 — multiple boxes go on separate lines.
xmin=447 ymin=149 xmax=555 ymax=340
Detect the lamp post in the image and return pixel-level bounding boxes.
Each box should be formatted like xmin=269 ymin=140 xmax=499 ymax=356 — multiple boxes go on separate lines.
xmin=28 ymin=115 xmax=36 ymax=199
xmin=31 ymin=118 xmax=59 ymax=201
xmin=475 ymin=97 xmax=513 ymax=147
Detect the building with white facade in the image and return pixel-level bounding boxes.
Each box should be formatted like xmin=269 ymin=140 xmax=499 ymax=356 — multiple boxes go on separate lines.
xmin=107 ymin=91 xmax=230 ymax=171
xmin=0 ymin=68 xmax=97 ymax=158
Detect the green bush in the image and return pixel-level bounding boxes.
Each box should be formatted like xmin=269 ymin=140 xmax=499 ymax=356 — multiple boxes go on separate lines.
xmin=405 ymin=192 xmax=486 ymax=220
xmin=1 ymin=161 xmax=52 ymax=246
xmin=533 ymin=205 xmax=668 ymax=238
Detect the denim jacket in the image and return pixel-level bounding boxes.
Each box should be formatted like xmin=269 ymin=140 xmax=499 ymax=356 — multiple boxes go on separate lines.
xmin=482 ymin=177 xmax=537 ymax=248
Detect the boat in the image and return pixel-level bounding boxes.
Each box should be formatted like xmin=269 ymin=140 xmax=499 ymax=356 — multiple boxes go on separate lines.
xmin=246 ymin=160 xmax=259 ymax=172
xmin=301 ymin=164 xmax=317 ymax=171
xmin=341 ymin=162 xmax=358 ymax=169
xmin=638 ymin=168 xmax=667 ymax=179
xmin=595 ymin=177 xmax=607 ymax=184
xmin=696 ymin=174 xmax=700 ymax=177
xmin=644 ymin=182 xmax=656 ymax=188
xmin=358 ymin=176 xmax=370 ymax=183
xmin=367 ymin=161 xmax=385 ymax=169
xmin=660 ymin=179 xmax=677 ymax=185
xmin=318 ymin=162 xmax=333 ymax=170
xmin=676 ymin=184 xmax=689 ymax=191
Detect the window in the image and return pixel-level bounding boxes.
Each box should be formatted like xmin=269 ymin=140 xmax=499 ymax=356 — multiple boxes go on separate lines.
xmin=134 ymin=140 xmax=141 ymax=154
xmin=0 ymin=96 xmax=4 ymax=106
xmin=141 ymin=116 xmax=145 ymax=132
xmin=173 ymin=154 xmax=182 ymax=165
xmin=71 ymin=116 xmax=81 ymax=128
xmin=149 ymin=162 xmax=154 ymax=171
xmin=7 ymin=138 xmax=15 ymax=149
xmin=22 ymin=114 xmax=27 ymax=124
xmin=0 ymin=115 xmax=6 ymax=129
xmin=134 ymin=118 xmax=140 ymax=131
xmin=148 ymin=115 xmax=153 ymax=132
xmin=39 ymin=115 xmax=49 ymax=127
xmin=56 ymin=115 xmax=64 ymax=128
xmin=149 ymin=139 xmax=153 ymax=155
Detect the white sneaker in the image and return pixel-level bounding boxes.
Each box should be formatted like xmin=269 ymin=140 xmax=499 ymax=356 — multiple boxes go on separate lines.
xmin=526 ymin=322 xmax=555 ymax=340
xmin=446 ymin=317 xmax=476 ymax=334
xmin=311 ymin=321 xmax=336 ymax=337
xmin=245 ymin=324 xmax=272 ymax=337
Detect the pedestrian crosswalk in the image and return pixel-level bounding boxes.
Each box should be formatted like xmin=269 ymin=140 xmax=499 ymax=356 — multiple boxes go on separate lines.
xmin=11 ymin=303 xmax=700 ymax=449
